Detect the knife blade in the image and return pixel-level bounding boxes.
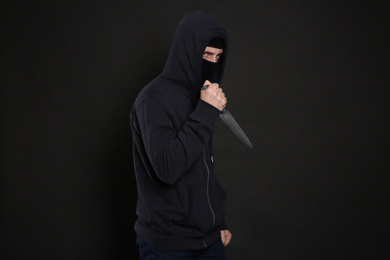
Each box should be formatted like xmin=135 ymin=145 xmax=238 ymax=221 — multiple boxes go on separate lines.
xmin=201 ymin=84 xmax=253 ymax=148
xmin=220 ymin=108 xmax=253 ymax=148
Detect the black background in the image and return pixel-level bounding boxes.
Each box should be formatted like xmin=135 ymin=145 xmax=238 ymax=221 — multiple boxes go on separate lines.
xmin=1 ymin=1 xmax=388 ymax=259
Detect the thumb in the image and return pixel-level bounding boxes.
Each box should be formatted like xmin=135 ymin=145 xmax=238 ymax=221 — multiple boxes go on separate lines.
xmin=203 ymin=80 xmax=211 ymax=86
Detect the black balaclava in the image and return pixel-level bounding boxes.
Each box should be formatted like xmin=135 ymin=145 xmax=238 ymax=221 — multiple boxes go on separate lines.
xmin=201 ymin=37 xmax=224 ymax=85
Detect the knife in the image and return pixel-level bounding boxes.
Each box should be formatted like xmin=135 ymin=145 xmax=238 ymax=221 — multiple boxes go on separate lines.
xmin=202 ymin=85 xmax=253 ymax=148
xmin=220 ymin=108 xmax=253 ymax=148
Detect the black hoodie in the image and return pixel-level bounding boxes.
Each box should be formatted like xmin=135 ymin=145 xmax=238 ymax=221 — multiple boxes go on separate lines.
xmin=130 ymin=11 xmax=229 ymax=250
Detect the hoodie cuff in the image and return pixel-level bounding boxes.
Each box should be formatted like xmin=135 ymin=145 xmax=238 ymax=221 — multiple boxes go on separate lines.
xmin=193 ymin=100 xmax=221 ymax=123
xmin=220 ymin=218 xmax=228 ymax=230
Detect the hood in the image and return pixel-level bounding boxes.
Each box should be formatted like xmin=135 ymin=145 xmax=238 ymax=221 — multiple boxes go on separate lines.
xmin=161 ymin=11 xmax=229 ymax=97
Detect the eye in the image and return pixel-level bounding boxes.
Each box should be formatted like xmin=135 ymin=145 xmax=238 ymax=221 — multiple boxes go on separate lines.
xmin=203 ymin=52 xmax=207 ymax=56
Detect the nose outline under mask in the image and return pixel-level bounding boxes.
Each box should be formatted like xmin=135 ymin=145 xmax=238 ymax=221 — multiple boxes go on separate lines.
xmin=201 ymin=58 xmax=219 ymax=84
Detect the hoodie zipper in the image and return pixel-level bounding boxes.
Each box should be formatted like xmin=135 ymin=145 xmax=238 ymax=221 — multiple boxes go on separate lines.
xmin=203 ymin=148 xmax=215 ymax=230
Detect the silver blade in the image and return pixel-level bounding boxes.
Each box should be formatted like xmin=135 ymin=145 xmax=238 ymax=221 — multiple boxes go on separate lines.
xmin=220 ymin=108 xmax=253 ymax=148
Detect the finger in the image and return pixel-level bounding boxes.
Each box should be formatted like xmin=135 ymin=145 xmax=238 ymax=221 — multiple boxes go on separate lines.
xmin=208 ymin=83 xmax=219 ymax=90
xmin=203 ymin=84 xmax=219 ymax=92
xmin=221 ymin=231 xmax=228 ymax=246
xmin=220 ymin=231 xmax=225 ymax=244
xmin=224 ymin=231 xmax=232 ymax=246
xmin=203 ymin=80 xmax=211 ymax=86
xmin=223 ymin=237 xmax=230 ymax=246
xmin=214 ymin=88 xmax=223 ymax=95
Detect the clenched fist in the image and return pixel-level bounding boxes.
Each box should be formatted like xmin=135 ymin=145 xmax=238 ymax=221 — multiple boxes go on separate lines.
xmin=200 ymin=80 xmax=227 ymax=111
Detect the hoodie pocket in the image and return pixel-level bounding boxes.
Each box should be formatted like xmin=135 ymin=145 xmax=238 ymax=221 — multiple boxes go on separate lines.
xmin=209 ymin=180 xmax=226 ymax=227
xmin=175 ymin=184 xmax=214 ymax=235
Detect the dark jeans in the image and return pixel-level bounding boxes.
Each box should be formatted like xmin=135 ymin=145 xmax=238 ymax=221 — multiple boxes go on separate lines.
xmin=136 ymin=236 xmax=227 ymax=260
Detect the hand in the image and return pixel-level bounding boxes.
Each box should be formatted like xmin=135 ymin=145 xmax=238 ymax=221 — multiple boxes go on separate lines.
xmin=220 ymin=229 xmax=232 ymax=246
xmin=200 ymin=80 xmax=227 ymax=111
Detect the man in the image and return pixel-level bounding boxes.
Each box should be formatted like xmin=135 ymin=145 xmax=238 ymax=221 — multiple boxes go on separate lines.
xmin=130 ymin=11 xmax=232 ymax=259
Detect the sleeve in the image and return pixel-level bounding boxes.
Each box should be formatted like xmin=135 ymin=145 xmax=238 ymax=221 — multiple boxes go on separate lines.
xmin=220 ymin=218 xmax=228 ymax=230
xmin=136 ymin=96 xmax=221 ymax=185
